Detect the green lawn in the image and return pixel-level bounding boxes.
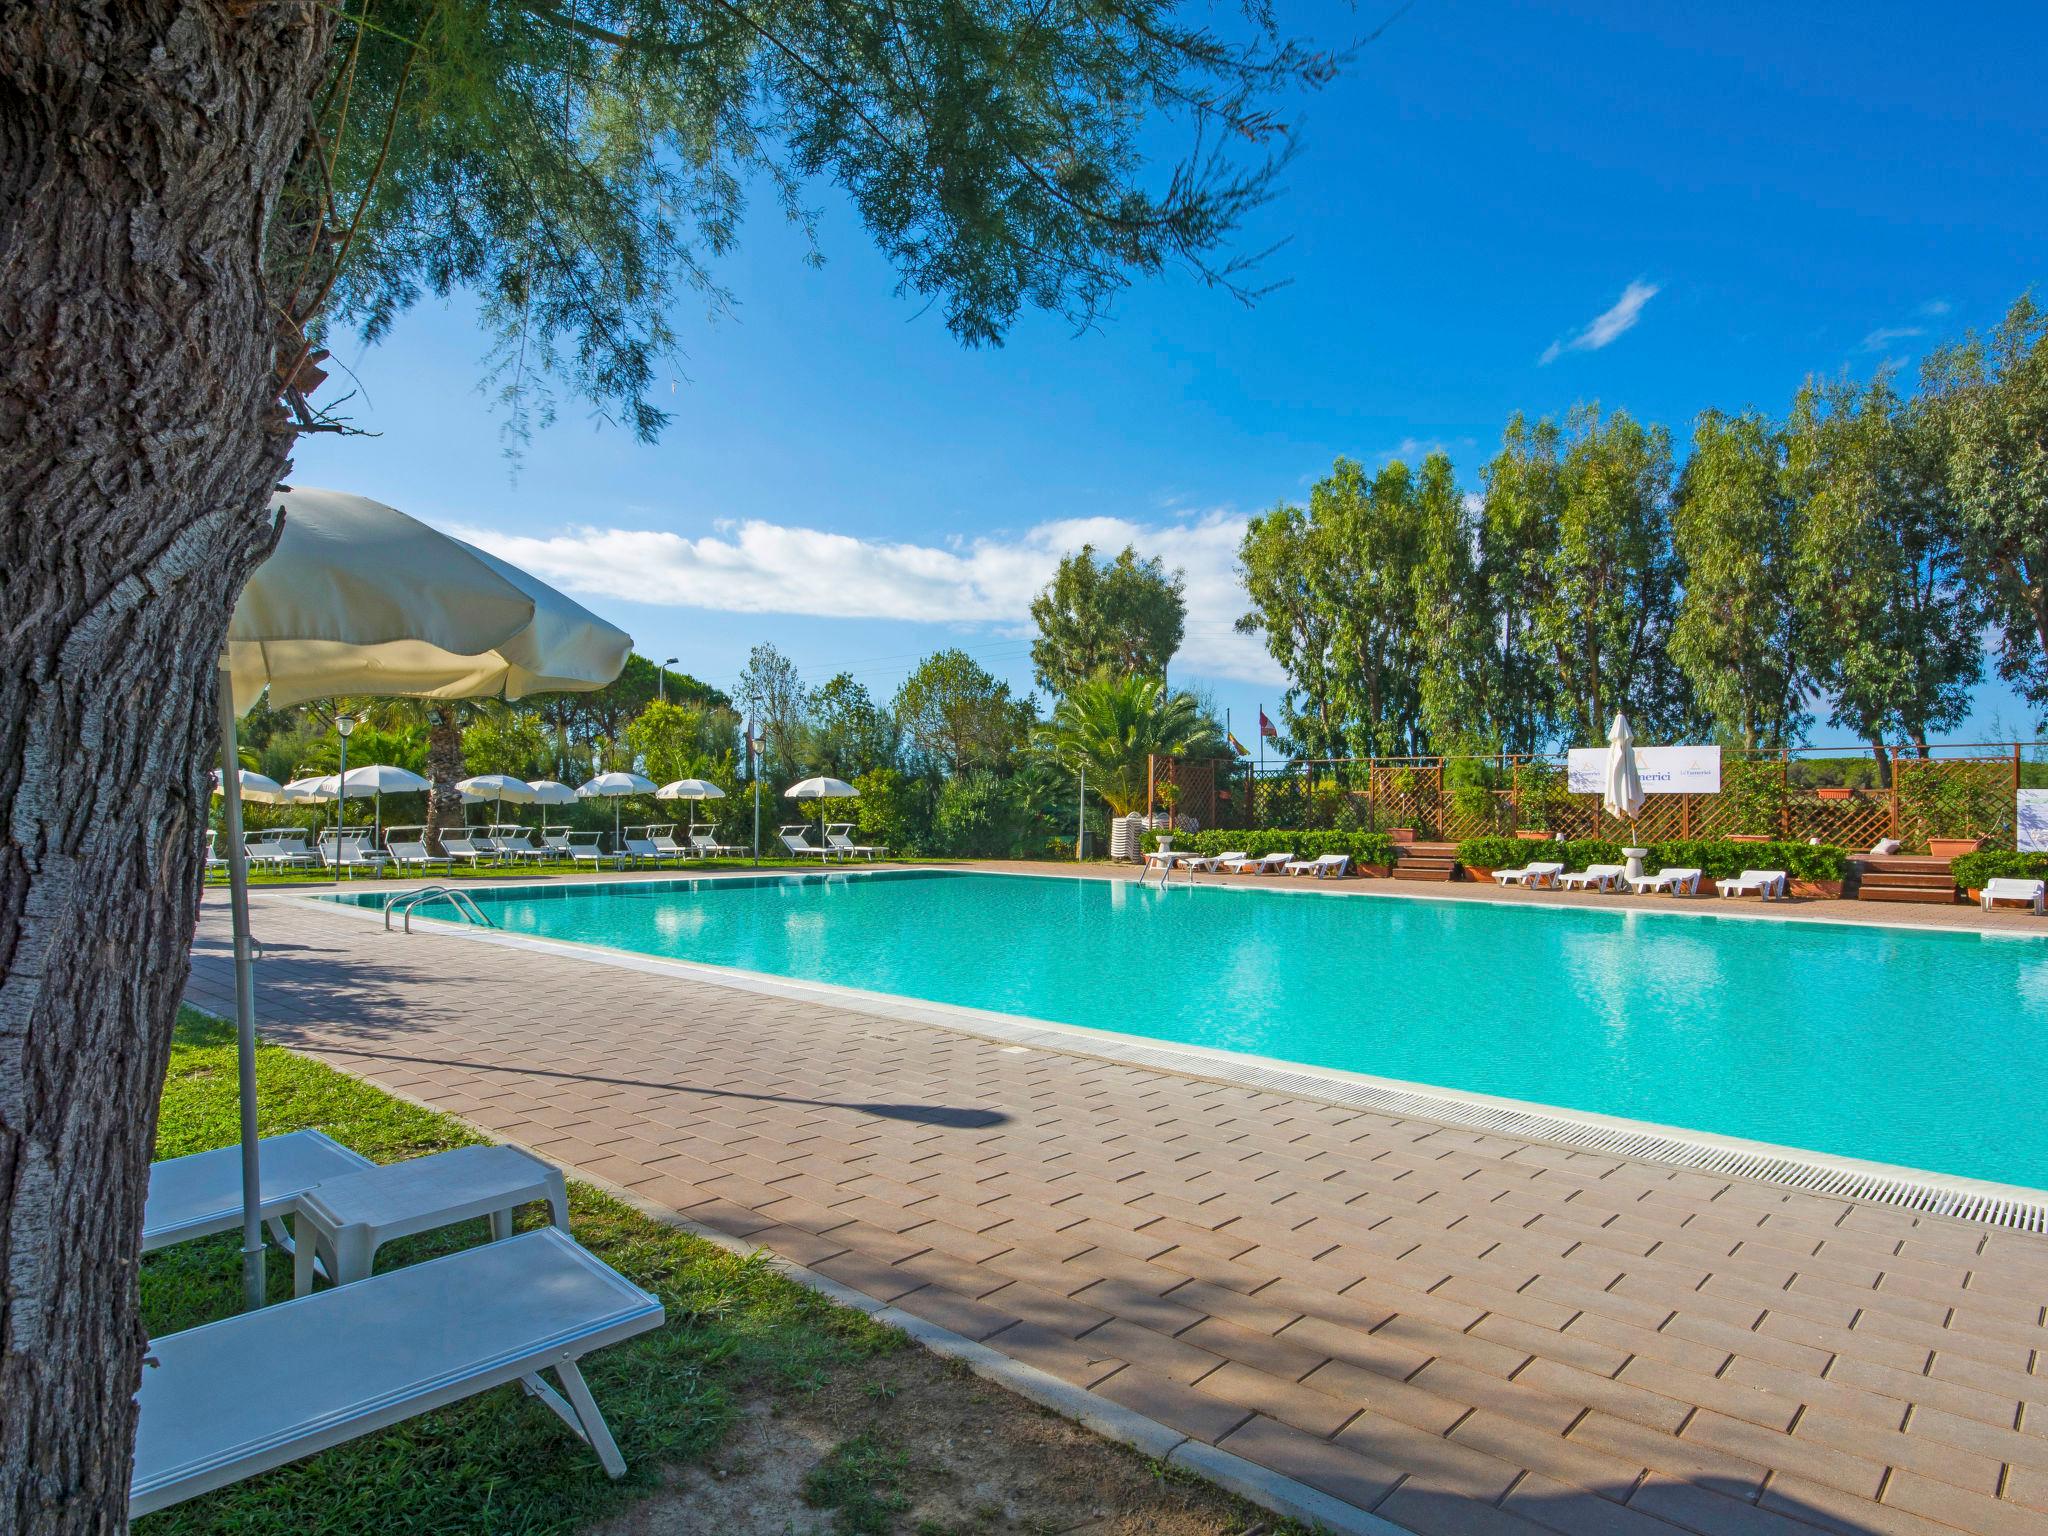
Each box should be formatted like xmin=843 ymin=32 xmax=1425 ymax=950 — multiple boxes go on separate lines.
xmin=139 ymin=1008 xmax=904 ymax=1535
xmin=215 ymin=853 xmax=853 ymax=888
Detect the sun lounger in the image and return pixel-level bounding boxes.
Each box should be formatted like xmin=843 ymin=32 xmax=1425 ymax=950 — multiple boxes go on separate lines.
xmin=1555 ymin=863 xmax=1625 ymax=892
xmin=568 ymin=831 xmax=618 ymax=869
xmin=689 ymin=831 xmax=742 ymax=858
xmin=536 ymin=829 xmax=573 ymax=862
xmin=129 ymin=1228 xmax=663 ymax=1515
xmin=1981 ymin=877 xmax=2045 ymax=913
xmin=826 ymin=823 xmax=885 ymax=860
xmin=1628 ymin=866 xmax=1702 ymax=895
xmin=143 ymin=1128 xmax=374 ymax=1256
xmin=779 ymin=826 xmax=836 ymax=861
xmin=489 ymin=826 xmax=536 ymax=861
xmin=438 ymin=833 xmax=495 ymax=869
xmin=1284 ymin=852 xmax=1350 ymax=878
xmin=1211 ymin=851 xmax=1252 ymax=872
xmin=620 ymin=835 xmax=664 ymax=867
xmin=648 ymin=827 xmax=690 ymax=863
xmin=1494 ymin=860 xmax=1565 ymax=889
xmin=1244 ymin=851 xmax=1293 ymax=874
xmin=384 ymin=835 xmax=450 ymax=874
xmin=1716 ymin=869 xmax=1789 ymax=900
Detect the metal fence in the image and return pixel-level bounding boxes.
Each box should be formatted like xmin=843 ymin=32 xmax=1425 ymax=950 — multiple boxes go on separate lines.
xmin=1150 ymin=744 xmax=2048 ymax=852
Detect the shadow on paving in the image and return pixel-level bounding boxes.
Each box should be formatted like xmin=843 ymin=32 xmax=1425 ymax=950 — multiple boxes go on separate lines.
xmin=188 ymin=930 xmax=1010 ymax=1132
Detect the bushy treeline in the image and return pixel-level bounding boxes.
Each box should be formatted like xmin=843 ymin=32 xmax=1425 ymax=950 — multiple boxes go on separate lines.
xmin=1240 ymin=294 xmax=2048 ymax=760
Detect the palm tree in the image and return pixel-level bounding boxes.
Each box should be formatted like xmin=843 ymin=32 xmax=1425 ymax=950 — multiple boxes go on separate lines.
xmin=1033 ymin=671 xmax=1223 ymax=816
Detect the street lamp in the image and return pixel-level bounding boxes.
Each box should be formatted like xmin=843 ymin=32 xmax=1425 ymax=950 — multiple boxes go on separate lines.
xmin=658 ymin=656 xmax=678 ymax=703
xmin=334 ymin=713 xmax=356 ymax=885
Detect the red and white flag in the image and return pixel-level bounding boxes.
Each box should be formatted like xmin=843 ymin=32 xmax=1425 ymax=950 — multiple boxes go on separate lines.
xmin=1258 ymin=709 xmax=1277 ymax=739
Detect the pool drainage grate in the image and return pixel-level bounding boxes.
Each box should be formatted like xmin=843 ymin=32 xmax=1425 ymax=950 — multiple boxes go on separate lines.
xmin=975 ymin=1024 xmax=2048 ymax=1236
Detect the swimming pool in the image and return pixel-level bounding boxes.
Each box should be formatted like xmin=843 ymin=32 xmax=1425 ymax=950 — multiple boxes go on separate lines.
xmin=333 ymin=870 xmax=2048 ymax=1190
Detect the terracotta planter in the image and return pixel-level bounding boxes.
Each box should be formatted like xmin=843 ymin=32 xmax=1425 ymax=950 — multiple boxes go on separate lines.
xmin=1968 ymin=887 xmax=1983 ymax=903
xmin=1728 ymin=833 xmax=1770 ymax=843
xmin=1514 ymin=829 xmax=1551 ymax=842
xmin=1790 ymin=879 xmax=1842 ymax=899
xmin=1928 ymin=836 xmax=1987 ymax=859
xmin=1465 ymin=867 xmax=1494 ymax=882
xmin=1389 ymin=828 xmax=1416 ymax=844
xmin=1360 ymin=863 xmax=1392 ymax=878
xmin=1815 ymin=787 xmax=1854 ymax=801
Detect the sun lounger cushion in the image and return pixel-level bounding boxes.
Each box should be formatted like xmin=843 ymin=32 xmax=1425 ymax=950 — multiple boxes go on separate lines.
xmin=131 ymin=1228 xmax=662 ymax=1515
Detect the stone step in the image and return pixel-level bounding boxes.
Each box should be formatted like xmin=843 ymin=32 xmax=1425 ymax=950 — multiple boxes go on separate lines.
xmin=1858 ymin=870 xmax=1956 ymax=891
xmin=1858 ymin=856 xmax=1955 ymax=875
xmin=1857 ymin=885 xmax=1959 ymax=905
xmin=1389 ymin=866 xmax=1457 ymax=882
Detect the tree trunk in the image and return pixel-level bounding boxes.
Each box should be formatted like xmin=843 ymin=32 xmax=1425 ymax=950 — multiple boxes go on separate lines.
xmin=425 ymin=707 xmax=466 ymax=854
xmin=0 ymin=6 xmax=331 ymax=1532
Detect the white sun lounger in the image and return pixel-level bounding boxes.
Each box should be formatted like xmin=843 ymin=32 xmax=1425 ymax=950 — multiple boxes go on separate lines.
xmin=1716 ymin=869 xmax=1789 ymax=900
xmin=129 ymin=1228 xmax=663 ymax=1516
xmin=568 ymin=831 xmax=618 ymax=869
xmin=1981 ymin=877 xmax=2045 ymax=913
xmin=1284 ymin=852 xmax=1350 ymax=878
xmin=689 ymin=830 xmax=742 ymax=858
xmin=1556 ymin=863 xmax=1625 ymax=892
xmin=1211 ymin=851 xmax=1252 ymax=872
xmin=826 ymin=823 xmax=885 ymax=860
xmin=439 ymin=833 xmax=494 ymax=869
xmin=648 ymin=827 xmax=690 ymax=863
xmin=1494 ymin=861 xmax=1564 ymax=889
xmin=384 ymin=836 xmax=450 ymax=875
xmin=619 ymin=835 xmax=664 ymax=867
xmin=779 ymin=826 xmax=837 ymax=861
xmin=1628 ymin=866 xmax=1702 ymax=895
xmin=143 ymin=1128 xmax=374 ymax=1256
xmin=536 ymin=828 xmax=573 ymax=862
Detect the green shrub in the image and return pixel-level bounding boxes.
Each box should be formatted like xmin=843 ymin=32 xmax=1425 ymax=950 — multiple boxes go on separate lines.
xmin=1950 ymin=851 xmax=2048 ymax=890
xmin=1455 ymin=836 xmax=1622 ymax=872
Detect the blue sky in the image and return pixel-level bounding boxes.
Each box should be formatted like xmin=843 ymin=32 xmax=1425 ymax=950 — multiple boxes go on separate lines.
xmin=293 ymin=0 xmax=2048 ymax=746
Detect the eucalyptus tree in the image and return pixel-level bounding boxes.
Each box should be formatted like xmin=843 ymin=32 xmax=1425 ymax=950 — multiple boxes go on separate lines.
xmin=893 ymin=651 xmax=1034 ymax=778
xmin=1320 ymin=458 xmax=1425 ymax=757
xmin=1477 ymin=414 xmax=1567 ymax=751
xmin=1670 ymin=410 xmax=1807 ymax=748
xmin=1034 ymin=671 xmax=1223 ymax=816
xmin=2 ymin=6 xmax=1343 ymax=1526
xmin=1410 ymin=451 xmax=1498 ymax=752
xmin=1029 ymin=546 xmax=1187 ymax=698
xmin=1235 ymin=501 xmax=1346 ymax=759
xmin=1943 ymin=294 xmax=2048 ymax=720
xmin=1528 ymin=407 xmax=1692 ymax=743
xmin=738 ymin=643 xmax=813 ymax=784
xmin=1787 ymin=370 xmax=1978 ymax=758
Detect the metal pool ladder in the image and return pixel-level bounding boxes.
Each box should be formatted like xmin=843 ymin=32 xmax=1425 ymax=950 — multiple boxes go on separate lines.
xmin=384 ymin=886 xmax=494 ymax=933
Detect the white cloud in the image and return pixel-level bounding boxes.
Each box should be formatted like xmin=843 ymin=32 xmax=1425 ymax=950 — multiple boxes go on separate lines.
xmin=1539 ymin=279 xmax=1660 ymax=365
xmin=1861 ymin=324 xmax=1925 ymax=351
xmin=452 ymin=512 xmax=1285 ymax=685
xmin=1921 ymin=298 xmax=1952 ymax=317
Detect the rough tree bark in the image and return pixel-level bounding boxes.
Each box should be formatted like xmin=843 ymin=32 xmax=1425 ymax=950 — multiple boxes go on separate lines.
xmin=0 ymin=5 xmax=332 ymax=1532
xmin=425 ymin=705 xmax=466 ymax=854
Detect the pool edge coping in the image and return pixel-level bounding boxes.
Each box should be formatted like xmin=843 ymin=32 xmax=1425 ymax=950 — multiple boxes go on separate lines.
xmin=293 ymin=876 xmax=2048 ymax=1233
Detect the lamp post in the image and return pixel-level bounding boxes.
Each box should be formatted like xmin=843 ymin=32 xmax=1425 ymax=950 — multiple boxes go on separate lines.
xmin=658 ymin=656 xmax=678 ymax=703
xmin=333 ymin=712 xmax=356 ymax=885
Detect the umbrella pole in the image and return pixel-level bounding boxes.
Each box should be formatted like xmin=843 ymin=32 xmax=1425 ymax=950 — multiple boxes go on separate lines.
xmin=216 ymin=665 xmax=267 ymax=1312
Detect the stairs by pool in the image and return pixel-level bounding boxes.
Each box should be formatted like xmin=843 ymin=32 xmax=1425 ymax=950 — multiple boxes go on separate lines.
xmin=1854 ymin=855 xmax=1958 ymax=904
xmin=1391 ymin=841 xmax=1461 ymax=882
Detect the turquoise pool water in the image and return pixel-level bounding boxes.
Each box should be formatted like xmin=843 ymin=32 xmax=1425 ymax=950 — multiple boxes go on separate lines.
xmin=335 ymin=870 xmax=2048 ymax=1188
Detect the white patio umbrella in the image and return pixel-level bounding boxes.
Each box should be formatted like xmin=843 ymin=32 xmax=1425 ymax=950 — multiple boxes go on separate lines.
xmin=577 ymin=770 xmax=658 ymax=849
xmin=457 ymin=772 xmax=538 ymax=828
xmin=319 ymin=762 xmax=431 ymax=847
xmin=1603 ymin=713 xmax=1645 ymax=826
xmin=212 ymin=486 xmax=630 ymax=1308
xmin=525 ymin=778 xmax=579 ymax=805
xmin=784 ymin=775 xmax=859 ymax=850
xmin=656 ymin=777 xmax=726 ymax=839
xmin=210 ymin=768 xmax=290 ymax=804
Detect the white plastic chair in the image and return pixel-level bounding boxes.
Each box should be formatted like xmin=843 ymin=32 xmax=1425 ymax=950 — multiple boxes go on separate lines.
xmin=1494 ymin=861 xmax=1565 ymax=889
xmin=1556 ymin=863 xmax=1625 ymax=891
xmin=1715 ymin=869 xmax=1789 ymax=900
xmin=1981 ymin=877 xmax=2045 ymax=913
xmin=1628 ymin=866 xmax=1702 ymax=895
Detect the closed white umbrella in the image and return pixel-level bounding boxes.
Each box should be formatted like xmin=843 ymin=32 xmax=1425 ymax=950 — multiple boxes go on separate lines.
xmin=657 ymin=777 xmax=726 ymax=840
xmin=211 ymin=486 xmax=631 ymax=1310
xmin=784 ymin=775 xmax=859 ymax=850
xmin=1603 ymin=714 xmax=1645 ymax=824
xmin=578 ymin=770 xmax=658 ymax=850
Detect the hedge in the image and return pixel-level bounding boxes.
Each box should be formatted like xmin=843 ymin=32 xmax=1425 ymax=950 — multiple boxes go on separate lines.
xmin=1950 ymin=851 xmax=2048 ymax=890
xmin=1458 ymin=836 xmax=1850 ymax=882
xmin=1142 ymin=826 xmax=1398 ymax=866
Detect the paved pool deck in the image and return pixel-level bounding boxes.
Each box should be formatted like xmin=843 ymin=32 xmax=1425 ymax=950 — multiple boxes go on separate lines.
xmin=187 ymin=866 xmax=2048 ymax=1536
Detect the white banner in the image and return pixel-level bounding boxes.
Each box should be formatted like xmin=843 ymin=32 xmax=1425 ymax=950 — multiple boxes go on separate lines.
xmin=2018 ymin=789 xmax=2048 ymax=852
xmin=1567 ymin=744 xmax=1721 ymax=796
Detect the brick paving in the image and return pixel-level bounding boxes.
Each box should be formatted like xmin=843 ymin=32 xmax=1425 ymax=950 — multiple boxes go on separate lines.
xmin=188 ymin=879 xmax=2048 ymax=1536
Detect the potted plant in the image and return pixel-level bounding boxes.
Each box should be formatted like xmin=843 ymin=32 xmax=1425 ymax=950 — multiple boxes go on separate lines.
xmin=1928 ymin=834 xmax=1986 ymax=860
xmin=1815 ymin=786 xmax=1853 ymax=801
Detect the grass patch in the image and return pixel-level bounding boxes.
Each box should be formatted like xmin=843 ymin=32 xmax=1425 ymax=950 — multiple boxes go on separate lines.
xmin=140 ymin=1007 xmax=904 ymax=1535
xmin=803 ymin=1434 xmax=913 ymax=1534
xmin=212 ymin=854 xmax=853 ymax=889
